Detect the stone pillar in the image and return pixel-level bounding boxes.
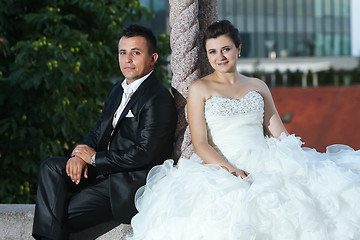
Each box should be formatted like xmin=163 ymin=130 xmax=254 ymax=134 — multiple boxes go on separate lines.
xmin=302 ymin=72 xmax=308 ymax=88
xmin=270 ymin=73 xmax=276 ymax=87
xmin=169 ymin=0 xmax=218 ymax=160
xmin=312 ymin=72 xmax=318 ymax=87
xmin=282 ymin=72 xmax=288 ymax=86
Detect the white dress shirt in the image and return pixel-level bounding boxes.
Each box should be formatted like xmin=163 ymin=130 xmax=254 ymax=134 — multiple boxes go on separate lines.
xmin=112 ymin=71 xmax=153 ymax=128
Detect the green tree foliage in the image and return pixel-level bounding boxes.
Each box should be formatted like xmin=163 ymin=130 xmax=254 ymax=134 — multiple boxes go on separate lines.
xmin=0 ymin=0 xmax=170 ymax=203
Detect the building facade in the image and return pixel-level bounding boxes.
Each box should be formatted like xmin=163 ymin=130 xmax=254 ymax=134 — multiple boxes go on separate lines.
xmin=218 ymin=0 xmax=351 ymax=58
xmin=138 ymin=0 xmax=168 ymax=35
xmin=139 ymin=0 xmax=352 ymax=58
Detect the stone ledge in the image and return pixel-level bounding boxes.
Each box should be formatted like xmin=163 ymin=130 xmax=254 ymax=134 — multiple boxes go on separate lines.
xmin=0 ymin=204 xmax=132 ymax=240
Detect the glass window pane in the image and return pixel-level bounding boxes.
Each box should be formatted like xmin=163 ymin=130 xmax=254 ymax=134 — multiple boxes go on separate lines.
xmin=277 ymin=33 xmax=287 ymax=56
xmin=140 ymin=0 xmax=151 ymax=8
xmin=305 ymin=0 xmax=314 ymax=33
xmin=247 ymin=0 xmax=255 ymax=33
xmin=333 ymin=34 xmax=341 ymax=55
xmin=249 ymin=33 xmax=257 ymax=57
xmin=334 ymin=0 xmax=341 ymax=17
xmin=236 ymin=0 xmax=246 ymax=32
xmin=342 ymin=0 xmax=351 ymax=33
xmin=286 ymin=0 xmax=296 ymax=33
xmin=240 ymin=32 xmax=251 ymax=57
xmin=342 ymin=34 xmax=350 ymax=55
xmin=277 ymin=0 xmax=286 ymax=33
xmin=257 ymin=0 xmax=265 ymax=32
xmin=324 ymin=34 xmax=332 ymax=55
xmin=217 ymin=0 xmax=225 ymax=18
xmin=224 ymin=0 xmax=235 ymax=23
xmin=296 ymin=0 xmax=304 ymax=33
xmin=287 ymin=33 xmax=296 ymax=56
xmin=342 ymin=0 xmax=350 ymax=17
xmin=266 ymin=0 xmax=275 ymax=32
xmin=315 ymin=34 xmax=324 ymax=56
xmin=314 ymin=0 xmax=323 ymax=32
xmin=258 ymin=33 xmax=266 ymax=57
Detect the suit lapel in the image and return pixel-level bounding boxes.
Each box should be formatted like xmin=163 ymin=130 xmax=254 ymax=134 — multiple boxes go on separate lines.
xmin=104 ymin=84 xmax=124 ymax=131
xmin=98 ymin=84 xmax=124 ymax=150
xmin=110 ymin=85 xmax=124 ymax=117
xmin=112 ymin=73 xmax=156 ymax=133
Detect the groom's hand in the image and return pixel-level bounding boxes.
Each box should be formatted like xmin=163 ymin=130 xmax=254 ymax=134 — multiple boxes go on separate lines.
xmin=66 ymin=156 xmax=88 ymax=185
xmin=72 ymin=144 xmax=96 ymax=165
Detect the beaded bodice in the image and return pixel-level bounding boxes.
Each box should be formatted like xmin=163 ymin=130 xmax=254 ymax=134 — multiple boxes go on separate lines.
xmin=204 ymin=91 xmax=264 ymax=117
xmin=204 ymin=91 xmax=267 ymax=162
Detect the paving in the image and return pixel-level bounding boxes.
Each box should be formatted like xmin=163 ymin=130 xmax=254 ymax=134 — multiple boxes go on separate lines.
xmin=0 ymin=204 xmax=132 ymax=240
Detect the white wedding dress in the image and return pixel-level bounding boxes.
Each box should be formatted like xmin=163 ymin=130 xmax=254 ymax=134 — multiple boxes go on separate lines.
xmin=128 ymin=91 xmax=360 ymax=240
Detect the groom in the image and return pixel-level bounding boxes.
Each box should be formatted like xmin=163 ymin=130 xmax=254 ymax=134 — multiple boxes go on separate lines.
xmin=32 ymin=24 xmax=177 ymax=239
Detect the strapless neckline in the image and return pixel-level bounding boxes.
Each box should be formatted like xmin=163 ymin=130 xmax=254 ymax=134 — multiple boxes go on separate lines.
xmin=205 ymin=90 xmax=260 ymax=103
xmin=204 ymin=91 xmax=264 ymax=117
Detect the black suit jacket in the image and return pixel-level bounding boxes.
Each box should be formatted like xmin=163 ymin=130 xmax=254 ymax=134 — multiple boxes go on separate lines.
xmin=83 ymin=72 xmax=177 ymax=223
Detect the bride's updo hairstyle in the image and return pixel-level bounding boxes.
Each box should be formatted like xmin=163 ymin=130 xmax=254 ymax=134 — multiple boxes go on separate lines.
xmin=203 ymin=20 xmax=242 ymax=51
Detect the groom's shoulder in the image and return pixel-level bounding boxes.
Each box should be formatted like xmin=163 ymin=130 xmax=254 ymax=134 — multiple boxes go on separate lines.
xmin=140 ymin=76 xmax=173 ymax=102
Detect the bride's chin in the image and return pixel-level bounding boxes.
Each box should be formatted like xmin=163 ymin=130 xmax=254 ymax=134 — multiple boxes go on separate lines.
xmin=212 ymin=65 xmax=236 ymax=73
xmin=215 ymin=68 xmax=235 ymax=74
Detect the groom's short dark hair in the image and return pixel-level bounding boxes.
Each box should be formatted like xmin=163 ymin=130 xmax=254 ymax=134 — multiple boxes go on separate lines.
xmin=120 ymin=24 xmax=157 ymax=54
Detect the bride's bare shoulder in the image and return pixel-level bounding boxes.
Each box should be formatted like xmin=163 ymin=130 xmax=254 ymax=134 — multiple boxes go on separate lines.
xmin=240 ymin=75 xmax=269 ymax=92
xmin=189 ymin=75 xmax=215 ymax=95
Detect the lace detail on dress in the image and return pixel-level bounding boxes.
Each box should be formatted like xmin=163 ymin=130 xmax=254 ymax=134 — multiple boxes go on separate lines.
xmin=205 ymin=91 xmax=264 ymax=116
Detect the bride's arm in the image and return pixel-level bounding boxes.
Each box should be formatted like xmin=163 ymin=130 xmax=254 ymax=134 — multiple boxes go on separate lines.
xmin=187 ymin=81 xmax=248 ymax=178
xmin=257 ymin=80 xmax=289 ymax=138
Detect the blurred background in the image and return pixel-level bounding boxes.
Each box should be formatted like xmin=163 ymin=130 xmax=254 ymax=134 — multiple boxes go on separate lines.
xmin=1 ymin=0 xmax=359 ymax=203
xmin=140 ymin=0 xmax=360 ymax=151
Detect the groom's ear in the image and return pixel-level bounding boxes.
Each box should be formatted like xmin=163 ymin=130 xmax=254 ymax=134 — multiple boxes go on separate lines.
xmin=150 ymin=53 xmax=159 ymax=67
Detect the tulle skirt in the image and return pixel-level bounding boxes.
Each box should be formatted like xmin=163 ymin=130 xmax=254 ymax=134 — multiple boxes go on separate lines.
xmin=128 ymin=134 xmax=360 ymax=240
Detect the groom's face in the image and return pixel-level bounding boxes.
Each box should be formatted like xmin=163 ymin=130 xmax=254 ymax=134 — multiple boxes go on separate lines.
xmin=118 ymin=36 xmax=158 ymax=83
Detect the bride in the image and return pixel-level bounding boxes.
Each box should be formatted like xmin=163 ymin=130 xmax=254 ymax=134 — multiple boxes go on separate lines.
xmin=128 ymin=20 xmax=360 ymax=239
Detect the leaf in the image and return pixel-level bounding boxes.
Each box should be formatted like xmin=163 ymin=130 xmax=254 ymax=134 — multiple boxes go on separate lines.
xmin=7 ymin=69 xmax=24 ymax=86
xmin=0 ymin=120 xmax=10 ymax=134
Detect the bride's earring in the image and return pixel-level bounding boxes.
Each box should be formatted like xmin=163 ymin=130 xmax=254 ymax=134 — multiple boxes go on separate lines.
xmin=238 ymin=53 xmax=241 ymax=57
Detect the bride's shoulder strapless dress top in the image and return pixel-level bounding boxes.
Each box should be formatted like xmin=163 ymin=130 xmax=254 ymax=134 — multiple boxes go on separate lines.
xmin=128 ymin=91 xmax=360 ymax=240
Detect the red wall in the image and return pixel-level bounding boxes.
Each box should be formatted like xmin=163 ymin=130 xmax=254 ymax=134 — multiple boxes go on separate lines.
xmin=270 ymin=86 xmax=360 ymax=152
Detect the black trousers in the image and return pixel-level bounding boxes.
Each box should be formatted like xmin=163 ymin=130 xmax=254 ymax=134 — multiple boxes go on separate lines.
xmin=32 ymin=157 xmax=114 ymax=240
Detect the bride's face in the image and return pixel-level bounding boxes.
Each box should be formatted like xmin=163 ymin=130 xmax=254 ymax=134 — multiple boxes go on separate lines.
xmin=205 ymin=34 xmax=241 ymax=73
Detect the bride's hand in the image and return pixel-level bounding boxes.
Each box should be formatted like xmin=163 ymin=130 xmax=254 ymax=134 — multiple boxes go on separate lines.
xmin=222 ymin=166 xmax=249 ymax=179
xmin=232 ymin=169 xmax=249 ymax=179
